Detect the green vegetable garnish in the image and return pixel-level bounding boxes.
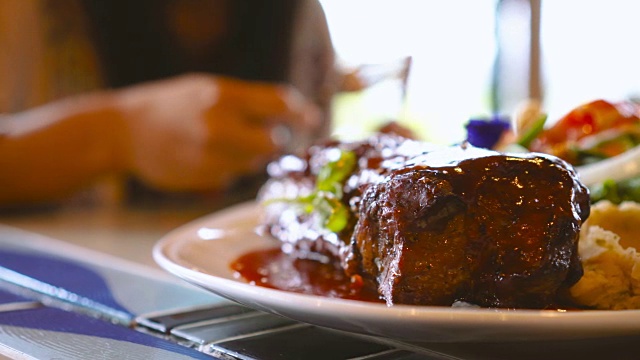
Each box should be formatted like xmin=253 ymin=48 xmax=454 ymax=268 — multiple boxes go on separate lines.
xmin=517 ymin=114 xmax=547 ymax=148
xmin=316 ymin=150 xmax=357 ymax=194
xmin=267 ymin=149 xmax=356 ymax=233
xmin=312 ymin=195 xmax=351 ymax=233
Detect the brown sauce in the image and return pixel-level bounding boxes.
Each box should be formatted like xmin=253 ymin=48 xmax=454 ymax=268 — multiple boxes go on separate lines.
xmin=230 ymin=247 xmax=587 ymax=310
xmin=230 ymin=247 xmax=382 ymax=303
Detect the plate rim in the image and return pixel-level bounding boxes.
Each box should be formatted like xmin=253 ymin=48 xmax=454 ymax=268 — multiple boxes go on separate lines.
xmin=153 ymin=201 xmax=640 ymax=342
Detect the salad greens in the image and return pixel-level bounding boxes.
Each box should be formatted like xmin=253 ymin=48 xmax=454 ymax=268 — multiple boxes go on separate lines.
xmin=590 ymin=176 xmax=640 ymax=204
xmin=517 ymin=114 xmax=547 ymax=148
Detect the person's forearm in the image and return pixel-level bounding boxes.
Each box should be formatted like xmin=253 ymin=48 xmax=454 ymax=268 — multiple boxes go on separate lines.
xmin=0 ymin=92 xmax=127 ymax=206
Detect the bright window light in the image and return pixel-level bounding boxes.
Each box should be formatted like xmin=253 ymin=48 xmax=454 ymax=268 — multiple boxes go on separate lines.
xmin=541 ymin=0 xmax=640 ymax=120
xmin=320 ymin=0 xmax=640 ymax=143
xmin=320 ymin=0 xmax=498 ymax=144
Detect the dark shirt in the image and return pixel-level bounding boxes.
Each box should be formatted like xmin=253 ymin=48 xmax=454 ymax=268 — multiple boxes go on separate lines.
xmin=80 ymin=0 xmax=298 ymax=88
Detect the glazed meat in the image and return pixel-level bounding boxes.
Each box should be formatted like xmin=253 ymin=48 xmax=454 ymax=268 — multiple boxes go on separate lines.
xmin=346 ymin=155 xmax=589 ymax=308
xmin=259 ymin=133 xmax=591 ymax=308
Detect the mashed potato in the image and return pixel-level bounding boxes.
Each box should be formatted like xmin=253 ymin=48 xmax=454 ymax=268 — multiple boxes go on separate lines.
xmin=570 ymin=201 xmax=640 ymax=310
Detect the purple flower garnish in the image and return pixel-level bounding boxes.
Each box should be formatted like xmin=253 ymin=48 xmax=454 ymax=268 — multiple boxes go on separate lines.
xmin=465 ymin=116 xmax=511 ymax=149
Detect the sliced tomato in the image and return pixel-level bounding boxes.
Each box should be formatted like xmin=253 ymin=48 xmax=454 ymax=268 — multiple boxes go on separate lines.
xmin=530 ymin=99 xmax=640 ymax=164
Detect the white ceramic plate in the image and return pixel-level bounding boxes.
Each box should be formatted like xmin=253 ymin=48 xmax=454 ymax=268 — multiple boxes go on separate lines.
xmin=153 ymin=202 xmax=640 ymax=344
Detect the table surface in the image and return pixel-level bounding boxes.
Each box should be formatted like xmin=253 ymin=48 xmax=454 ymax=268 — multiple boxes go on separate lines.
xmin=0 ymin=198 xmax=229 ymax=269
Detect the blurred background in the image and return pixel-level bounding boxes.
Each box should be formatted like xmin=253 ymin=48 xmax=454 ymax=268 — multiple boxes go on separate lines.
xmin=321 ymin=0 xmax=640 ymax=144
xmin=2 ymin=0 xmax=639 ymax=207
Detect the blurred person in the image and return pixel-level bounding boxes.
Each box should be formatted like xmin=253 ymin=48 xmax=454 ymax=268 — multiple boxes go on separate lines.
xmin=0 ymin=0 xmax=336 ymax=207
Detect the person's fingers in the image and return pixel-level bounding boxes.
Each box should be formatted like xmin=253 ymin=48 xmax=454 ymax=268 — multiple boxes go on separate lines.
xmin=216 ymin=78 xmax=289 ymax=113
xmin=204 ymin=108 xmax=281 ymax=156
xmin=134 ymin=143 xmax=268 ymax=192
xmin=175 ymin=150 xmax=271 ymax=191
xmin=216 ymin=78 xmax=321 ymax=129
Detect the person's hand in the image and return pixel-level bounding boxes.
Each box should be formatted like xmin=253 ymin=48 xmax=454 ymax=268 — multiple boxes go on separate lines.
xmin=117 ymin=73 xmax=322 ymax=192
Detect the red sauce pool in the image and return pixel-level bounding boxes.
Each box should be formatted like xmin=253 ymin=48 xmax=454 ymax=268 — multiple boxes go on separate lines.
xmin=230 ymin=247 xmax=382 ymax=303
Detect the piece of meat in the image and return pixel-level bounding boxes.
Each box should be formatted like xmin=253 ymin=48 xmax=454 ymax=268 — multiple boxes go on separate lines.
xmin=259 ymin=133 xmax=590 ymax=308
xmin=345 ymin=155 xmax=589 ymax=308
